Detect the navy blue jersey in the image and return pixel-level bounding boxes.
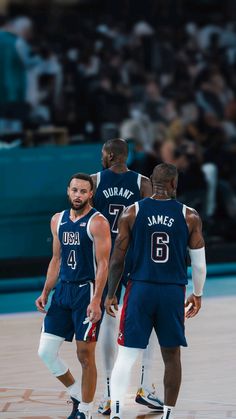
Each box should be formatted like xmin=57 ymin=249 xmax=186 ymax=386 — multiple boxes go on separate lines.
xmin=130 ymin=198 xmax=189 ymax=285
xmin=93 ymin=169 xmax=142 ymax=247
xmin=57 ymin=208 xmax=98 ymax=283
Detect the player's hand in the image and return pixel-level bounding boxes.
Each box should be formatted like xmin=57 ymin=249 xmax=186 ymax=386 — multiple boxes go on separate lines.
xmin=35 ymin=293 xmax=48 ymax=313
xmin=185 ymin=293 xmax=202 ymax=318
xmin=105 ymin=295 xmax=118 ymax=317
xmin=87 ymin=298 xmax=102 ymax=323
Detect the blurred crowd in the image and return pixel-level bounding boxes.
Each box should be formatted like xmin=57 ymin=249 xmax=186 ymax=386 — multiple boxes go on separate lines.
xmin=1 ymin=10 xmax=236 ymax=240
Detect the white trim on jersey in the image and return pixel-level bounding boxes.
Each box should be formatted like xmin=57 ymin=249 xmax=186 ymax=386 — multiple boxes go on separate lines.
xmin=137 ymin=173 xmax=142 ymax=189
xmin=87 ymin=211 xmax=99 ymax=240
xmin=87 ymin=211 xmax=99 ymax=276
xmin=135 ymin=201 xmax=139 ymax=216
xmin=92 ymin=240 xmax=97 ymax=279
xmin=183 ymin=204 xmax=195 ymax=218
xmin=96 ymin=172 xmax=101 ymax=188
xmin=57 ymin=211 xmax=65 ymax=235
xmin=83 ymin=281 xmax=94 ymax=341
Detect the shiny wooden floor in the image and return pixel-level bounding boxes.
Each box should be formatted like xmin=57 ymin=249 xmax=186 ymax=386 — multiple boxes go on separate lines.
xmin=0 ymin=295 xmax=236 ymax=419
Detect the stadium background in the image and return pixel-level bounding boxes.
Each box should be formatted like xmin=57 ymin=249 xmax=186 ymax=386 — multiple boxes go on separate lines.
xmin=0 ymin=0 xmax=236 ymax=311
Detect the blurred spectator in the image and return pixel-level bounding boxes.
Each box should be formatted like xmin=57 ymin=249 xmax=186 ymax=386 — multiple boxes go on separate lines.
xmin=90 ymin=75 xmax=130 ymax=138
xmin=143 ymin=78 xmax=166 ymax=122
xmin=0 ymin=16 xmax=38 ymax=136
xmin=28 ymin=44 xmax=63 ymax=126
xmin=0 ymin=4 xmax=236 ymax=242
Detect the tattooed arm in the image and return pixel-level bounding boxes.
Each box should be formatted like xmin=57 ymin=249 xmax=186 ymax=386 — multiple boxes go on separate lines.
xmin=105 ymin=205 xmax=136 ymax=316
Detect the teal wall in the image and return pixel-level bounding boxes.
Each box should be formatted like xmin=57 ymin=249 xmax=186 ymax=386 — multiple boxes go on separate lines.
xmin=0 ymin=144 xmax=102 ymax=259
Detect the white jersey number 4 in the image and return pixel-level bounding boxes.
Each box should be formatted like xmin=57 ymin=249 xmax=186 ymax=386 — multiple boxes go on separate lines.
xmin=67 ymin=249 xmax=77 ymax=269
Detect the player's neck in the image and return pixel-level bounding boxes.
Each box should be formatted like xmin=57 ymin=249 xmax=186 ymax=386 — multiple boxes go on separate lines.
xmin=109 ymin=162 xmax=128 ymax=173
xmin=70 ymin=205 xmax=92 ymax=220
xmin=152 ymin=188 xmax=172 ymax=200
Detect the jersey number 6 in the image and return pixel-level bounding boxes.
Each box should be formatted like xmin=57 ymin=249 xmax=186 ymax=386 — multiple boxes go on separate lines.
xmin=151 ymin=232 xmax=169 ymax=263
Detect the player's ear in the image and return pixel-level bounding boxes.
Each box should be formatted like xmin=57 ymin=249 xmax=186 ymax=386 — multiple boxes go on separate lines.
xmin=109 ymin=152 xmax=114 ymax=161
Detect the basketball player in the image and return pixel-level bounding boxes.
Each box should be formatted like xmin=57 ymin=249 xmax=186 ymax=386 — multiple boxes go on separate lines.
xmin=35 ymin=173 xmax=111 ymax=419
xmin=91 ymin=138 xmax=163 ymax=415
xmin=105 ymin=163 xmax=206 ymax=419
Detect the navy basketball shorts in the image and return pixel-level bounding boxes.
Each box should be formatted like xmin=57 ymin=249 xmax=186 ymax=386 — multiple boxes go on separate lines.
xmin=118 ymin=281 xmax=187 ymax=348
xmin=43 ymin=280 xmax=104 ymax=342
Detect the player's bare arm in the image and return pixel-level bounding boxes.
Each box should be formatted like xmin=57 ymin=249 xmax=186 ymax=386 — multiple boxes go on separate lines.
xmin=105 ymin=205 xmax=135 ymax=317
xmin=35 ymin=213 xmax=61 ymax=313
xmin=185 ymin=208 xmax=206 ymax=318
xmin=186 ymin=208 xmax=205 ymax=249
xmin=140 ymin=175 xmax=152 ymax=198
xmin=90 ymin=173 xmax=98 ymax=203
xmin=87 ymin=214 xmax=111 ymax=323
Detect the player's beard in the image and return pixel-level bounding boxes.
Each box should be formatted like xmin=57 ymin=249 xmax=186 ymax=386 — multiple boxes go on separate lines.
xmin=68 ymin=197 xmax=88 ymax=211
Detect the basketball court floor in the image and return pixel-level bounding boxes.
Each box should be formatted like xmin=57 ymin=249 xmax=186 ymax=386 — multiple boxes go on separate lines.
xmin=0 ymin=275 xmax=235 ymax=419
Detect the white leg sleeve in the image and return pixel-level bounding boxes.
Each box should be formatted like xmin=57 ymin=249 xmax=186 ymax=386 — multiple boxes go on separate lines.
xmin=140 ymin=330 xmax=158 ymax=392
xmin=38 ymin=332 xmax=68 ymax=377
xmin=99 ymin=310 xmax=120 ymax=397
xmin=110 ymin=346 xmax=142 ymax=418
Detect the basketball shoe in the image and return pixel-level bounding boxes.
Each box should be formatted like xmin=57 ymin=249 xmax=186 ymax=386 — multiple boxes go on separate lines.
xmin=135 ymin=387 xmax=164 ymax=411
xmin=97 ymin=396 xmax=111 ymax=415
xmin=67 ymin=397 xmax=80 ymax=419
xmin=76 ymin=411 xmax=92 ymax=419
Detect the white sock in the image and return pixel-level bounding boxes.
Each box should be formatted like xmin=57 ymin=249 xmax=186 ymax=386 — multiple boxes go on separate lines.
xmin=140 ymin=330 xmax=158 ymax=393
xmin=67 ymin=380 xmax=81 ymax=402
xmin=110 ymin=346 xmax=142 ymax=418
xmin=79 ymin=401 xmax=93 ymax=413
xmin=163 ymin=405 xmax=174 ymax=418
xmin=99 ymin=310 xmax=120 ymax=398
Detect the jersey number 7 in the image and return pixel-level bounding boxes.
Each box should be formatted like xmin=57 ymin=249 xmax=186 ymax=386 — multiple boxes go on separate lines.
xmin=109 ymin=204 xmax=125 ymax=234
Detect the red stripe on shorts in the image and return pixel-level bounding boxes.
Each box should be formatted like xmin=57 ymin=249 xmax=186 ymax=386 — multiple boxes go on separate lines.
xmin=118 ymin=280 xmax=132 ymax=346
xmin=87 ymin=322 xmax=97 ymax=342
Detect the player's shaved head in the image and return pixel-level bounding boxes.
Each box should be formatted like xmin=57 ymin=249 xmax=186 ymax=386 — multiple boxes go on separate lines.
xmin=103 ymin=138 xmax=128 ymax=160
xmin=151 ymin=163 xmax=178 ymax=198
xmin=152 ymin=163 xmax=178 ymax=184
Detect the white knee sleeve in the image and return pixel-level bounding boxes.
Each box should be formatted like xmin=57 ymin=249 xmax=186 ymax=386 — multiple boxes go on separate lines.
xmin=38 ymin=332 xmax=68 ymax=377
